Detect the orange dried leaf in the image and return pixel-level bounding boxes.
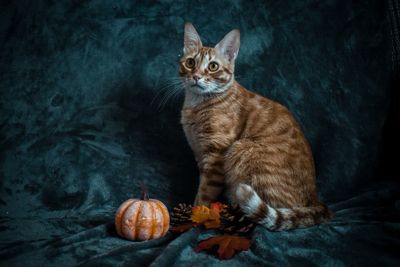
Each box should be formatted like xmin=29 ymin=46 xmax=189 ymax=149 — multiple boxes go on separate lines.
xmin=191 ymin=205 xmax=211 ymax=223
xmin=203 ymin=218 xmax=220 ymax=229
xmin=195 ymin=235 xmax=251 ymax=260
xmin=204 ymin=202 xmax=226 ymax=228
xmin=191 ymin=203 xmax=224 ymax=229
xmin=169 ymin=222 xmax=198 ymax=234
xmin=207 ymin=208 xmax=220 ymax=223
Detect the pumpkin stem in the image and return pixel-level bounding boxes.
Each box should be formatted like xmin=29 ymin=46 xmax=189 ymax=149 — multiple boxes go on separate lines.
xmin=140 ymin=181 xmax=149 ymax=201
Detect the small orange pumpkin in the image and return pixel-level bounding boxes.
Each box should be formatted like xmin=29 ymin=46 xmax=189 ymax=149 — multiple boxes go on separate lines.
xmin=115 ymin=189 xmax=170 ymax=241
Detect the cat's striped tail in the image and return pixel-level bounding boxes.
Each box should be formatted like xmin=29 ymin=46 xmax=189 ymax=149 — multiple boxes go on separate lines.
xmin=235 ymin=183 xmax=333 ymax=231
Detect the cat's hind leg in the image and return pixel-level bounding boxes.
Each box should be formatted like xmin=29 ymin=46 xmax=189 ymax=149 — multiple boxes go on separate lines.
xmin=224 ymin=139 xmax=303 ymax=208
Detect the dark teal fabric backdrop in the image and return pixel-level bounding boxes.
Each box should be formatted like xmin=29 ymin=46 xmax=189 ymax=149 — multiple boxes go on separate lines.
xmin=1 ymin=0 xmax=399 ymax=266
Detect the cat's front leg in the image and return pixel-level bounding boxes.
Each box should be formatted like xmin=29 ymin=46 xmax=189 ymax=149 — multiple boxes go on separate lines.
xmin=194 ymin=154 xmax=225 ymax=206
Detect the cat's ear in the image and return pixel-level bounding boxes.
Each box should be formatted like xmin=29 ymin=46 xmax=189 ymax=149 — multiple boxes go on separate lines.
xmin=184 ymin=23 xmax=202 ymax=54
xmin=215 ymin=29 xmax=240 ymax=63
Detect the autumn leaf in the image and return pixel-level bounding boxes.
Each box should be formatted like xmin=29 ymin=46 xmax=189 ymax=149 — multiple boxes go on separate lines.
xmin=210 ymin=202 xmax=225 ymax=211
xmin=191 ymin=205 xmax=211 ymax=224
xmin=191 ymin=205 xmax=220 ymax=229
xmin=195 ymin=235 xmax=251 ymax=260
xmin=191 ymin=203 xmax=227 ymax=229
xmin=204 ymin=206 xmax=220 ymax=228
xmin=169 ymin=222 xmax=199 ymax=234
xmin=203 ymin=218 xmax=220 ymax=229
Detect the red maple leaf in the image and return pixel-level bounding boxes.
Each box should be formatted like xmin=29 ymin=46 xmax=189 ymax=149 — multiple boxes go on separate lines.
xmin=195 ymin=235 xmax=251 ymax=260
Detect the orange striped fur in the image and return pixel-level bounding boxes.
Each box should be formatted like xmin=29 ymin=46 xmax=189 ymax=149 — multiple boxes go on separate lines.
xmin=179 ymin=23 xmax=332 ymax=230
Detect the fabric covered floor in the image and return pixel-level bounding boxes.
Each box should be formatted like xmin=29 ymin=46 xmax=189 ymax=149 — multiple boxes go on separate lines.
xmin=1 ymin=0 xmax=399 ymax=266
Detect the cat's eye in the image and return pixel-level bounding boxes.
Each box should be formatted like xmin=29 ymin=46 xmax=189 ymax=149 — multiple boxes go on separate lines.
xmin=185 ymin=58 xmax=195 ymax=68
xmin=208 ymin=62 xmax=219 ymax=72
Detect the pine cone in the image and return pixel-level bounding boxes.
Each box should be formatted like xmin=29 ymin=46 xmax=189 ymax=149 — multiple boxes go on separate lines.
xmin=170 ymin=203 xmax=193 ymax=227
xmin=220 ymin=204 xmax=255 ymax=235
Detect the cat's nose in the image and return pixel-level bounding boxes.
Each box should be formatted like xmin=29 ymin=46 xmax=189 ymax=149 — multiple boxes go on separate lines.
xmin=193 ymin=75 xmax=201 ymax=82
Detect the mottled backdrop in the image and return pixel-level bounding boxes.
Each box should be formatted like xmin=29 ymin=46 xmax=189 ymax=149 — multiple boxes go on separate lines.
xmin=0 ymin=0 xmax=399 ymax=266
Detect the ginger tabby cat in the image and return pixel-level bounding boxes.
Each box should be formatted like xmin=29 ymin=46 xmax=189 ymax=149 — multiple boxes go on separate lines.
xmin=179 ymin=23 xmax=332 ymax=230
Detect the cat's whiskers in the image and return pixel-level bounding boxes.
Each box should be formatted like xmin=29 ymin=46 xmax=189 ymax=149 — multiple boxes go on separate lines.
xmin=151 ymin=79 xmax=185 ymax=110
xmin=151 ymin=79 xmax=182 ymax=102
xmin=158 ymin=85 xmax=184 ymax=110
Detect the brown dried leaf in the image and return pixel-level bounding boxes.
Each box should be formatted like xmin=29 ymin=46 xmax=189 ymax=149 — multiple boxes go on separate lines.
xmin=195 ymin=235 xmax=251 ymax=260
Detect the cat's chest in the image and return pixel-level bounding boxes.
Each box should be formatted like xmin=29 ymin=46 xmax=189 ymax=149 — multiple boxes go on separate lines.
xmin=181 ymin=108 xmax=237 ymax=156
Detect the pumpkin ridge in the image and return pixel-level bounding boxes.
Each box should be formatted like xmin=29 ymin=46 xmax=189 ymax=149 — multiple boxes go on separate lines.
xmin=156 ymin=200 xmax=165 ymax=237
xmin=135 ymin=201 xmax=144 ymax=240
xmin=154 ymin=199 xmax=170 ymax=235
xmin=140 ymin=201 xmax=155 ymax=240
xmin=115 ymin=199 xmax=135 ymax=237
xmin=149 ymin=201 xmax=156 ymax=239
xmin=151 ymin=199 xmax=164 ymax=238
xmin=122 ymin=200 xmax=142 ymax=240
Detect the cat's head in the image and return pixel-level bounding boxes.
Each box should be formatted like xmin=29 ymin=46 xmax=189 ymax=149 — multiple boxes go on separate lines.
xmin=179 ymin=23 xmax=240 ymax=95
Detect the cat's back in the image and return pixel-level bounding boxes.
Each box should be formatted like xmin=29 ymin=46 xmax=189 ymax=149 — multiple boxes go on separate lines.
xmin=181 ymin=82 xmax=309 ymax=146
xmin=237 ymin=85 xmax=306 ymax=141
